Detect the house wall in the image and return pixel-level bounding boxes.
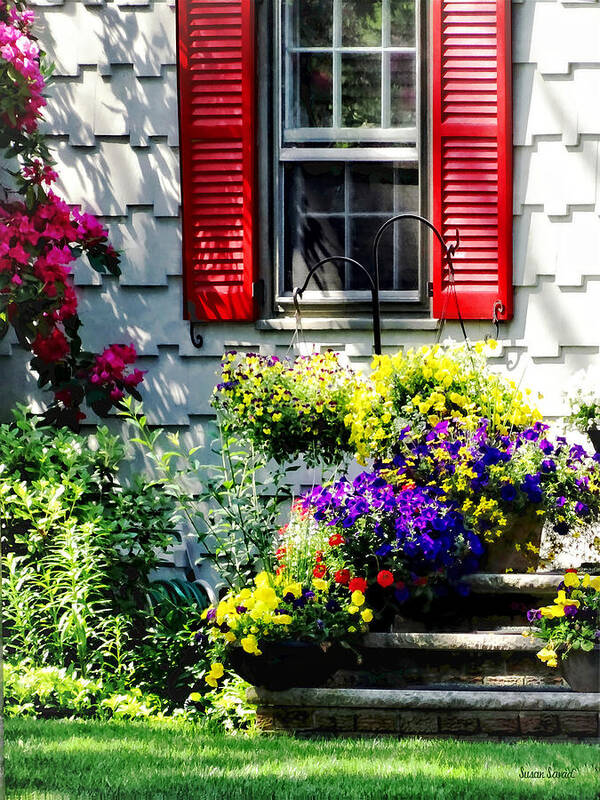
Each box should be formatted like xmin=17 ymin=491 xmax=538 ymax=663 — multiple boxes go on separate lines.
xmin=3 ymin=0 xmax=600 ymax=447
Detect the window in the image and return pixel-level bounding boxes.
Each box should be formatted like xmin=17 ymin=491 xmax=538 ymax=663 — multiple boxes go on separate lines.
xmin=177 ymin=0 xmax=512 ymax=324
xmin=276 ymin=0 xmax=423 ymax=301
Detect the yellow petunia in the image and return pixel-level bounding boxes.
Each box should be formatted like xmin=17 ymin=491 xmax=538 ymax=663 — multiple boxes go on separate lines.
xmin=351 ymin=590 xmax=365 ymax=607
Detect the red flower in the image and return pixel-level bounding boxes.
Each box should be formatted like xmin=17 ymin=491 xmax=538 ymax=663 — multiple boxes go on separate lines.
xmin=315 ymin=550 xmax=324 ymax=562
xmin=32 ymin=327 xmax=70 ymax=362
xmin=414 ymin=576 xmax=428 ymax=586
xmin=565 ymin=568 xmax=578 ymax=573
xmin=348 ymin=577 xmax=367 ymax=593
xmin=313 ymin=564 xmax=327 ymax=579
xmin=334 ymin=569 xmax=350 ymax=585
xmin=377 ymin=570 xmax=394 ymax=588
xmin=328 ymin=534 xmax=344 ymax=547
xmin=275 ymin=547 xmax=286 ymax=561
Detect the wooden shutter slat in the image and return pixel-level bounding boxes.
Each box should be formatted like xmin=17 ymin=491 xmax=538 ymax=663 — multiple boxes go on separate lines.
xmin=432 ymin=0 xmax=512 ymax=321
xmin=178 ymin=0 xmax=256 ymax=322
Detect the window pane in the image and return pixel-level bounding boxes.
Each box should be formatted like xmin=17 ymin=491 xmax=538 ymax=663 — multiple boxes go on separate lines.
xmin=282 ymin=163 xmax=419 ymax=294
xmin=350 ymin=215 xmax=391 ymax=290
xmin=341 ymin=55 xmax=381 ymax=127
xmin=283 ymin=164 xmax=345 ymax=292
xmin=291 ymin=54 xmax=333 ymax=127
xmin=293 ymin=0 xmax=333 ymax=47
xmin=341 ymin=0 xmax=382 ymax=47
xmin=350 ymin=164 xmax=395 ymax=213
xmin=390 ymin=53 xmax=416 ymax=126
xmin=390 ymin=0 xmax=416 ymax=46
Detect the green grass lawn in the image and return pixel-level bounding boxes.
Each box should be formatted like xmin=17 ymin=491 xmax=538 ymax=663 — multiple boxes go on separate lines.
xmin=4 ymin=718 xmax=600 ymax=800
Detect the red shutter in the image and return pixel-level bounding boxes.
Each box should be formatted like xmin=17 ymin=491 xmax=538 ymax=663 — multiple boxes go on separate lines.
xmin=177 ymin=0 xmax=256 ymax=322
xmin=432 ymin=0 xmax=512 ymax=321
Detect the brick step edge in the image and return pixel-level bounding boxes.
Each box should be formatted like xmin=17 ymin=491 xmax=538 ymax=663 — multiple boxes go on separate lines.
xmin=249 ymin=689 xmax=600 ymax=739
xmin=248 ymin=687 xmax=600 ymax=712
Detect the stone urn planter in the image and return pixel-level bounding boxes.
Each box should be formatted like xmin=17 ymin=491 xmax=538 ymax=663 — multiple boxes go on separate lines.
xmin=559 ymin=647 xmax=600 ymax=692
xmin=479 ymin=513 xmax=544 ymax=573
xmin=228 ymin=641 xmax=344 ymax=691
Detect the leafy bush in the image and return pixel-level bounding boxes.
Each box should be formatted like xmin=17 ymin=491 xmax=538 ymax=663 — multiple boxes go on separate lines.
xmin=121 ymin=398 xmax=292 ymax=591
xmin=0 ymin=405 xmax=178 ymax=677
xmin=2 ymin=662 xmax=167 ymax=720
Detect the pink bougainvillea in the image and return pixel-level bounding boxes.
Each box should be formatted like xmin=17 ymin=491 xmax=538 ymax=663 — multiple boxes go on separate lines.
xmin=0 ymin=0 xmax=145 ymax=428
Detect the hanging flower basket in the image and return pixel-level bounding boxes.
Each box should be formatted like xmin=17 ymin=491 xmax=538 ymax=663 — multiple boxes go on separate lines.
xmin=228 ymin=641 xmax=344 ymax=691
xmin=559 ymin=647 xmax=600 ymax=692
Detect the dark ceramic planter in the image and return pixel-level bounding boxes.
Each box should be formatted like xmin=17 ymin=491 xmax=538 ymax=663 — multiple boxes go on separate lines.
xmin=588 ymin=427 xmax=600 ymax=454
xmin=559 ymin=647 xmax=600 ymax=692
xmin=228 ymin=641 xmax=344 ymax=691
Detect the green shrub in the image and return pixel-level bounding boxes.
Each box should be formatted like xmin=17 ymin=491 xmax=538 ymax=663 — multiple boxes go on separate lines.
xmin=0 ymin=405 xmax=178 ymax=678
xmin=2 ymin=662 xmax=167 ymax=721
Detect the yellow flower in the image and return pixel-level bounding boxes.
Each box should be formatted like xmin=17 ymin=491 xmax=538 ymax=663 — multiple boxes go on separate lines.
xmin=205 ymin=675 xmax=218 ymax=688
xmin=590 ymin=576 xmax=600 ymax=591
xmin=351 ymin=590 xmax=365 ymax=607
xmin=224 ymin=632 xmax=236 ymax=643
xmin=313 ymin=578 xmax=329 ymax=592
xmin=272 ymin=614 xmax=292 ymax=625
xmin=241 ymin=635 xmax=261 ymax=655
xmin=210 ymin=662 xmax=224 ymax=679
xmin=348 ymin=605 xmax=359 ymax=614
xmin=563 ymin=572 xmax=580 ymax=588
xmin=283 ymin=582 xmax=302 ymax=599
xmin=361 ymin=608 xmax=373 ymax=623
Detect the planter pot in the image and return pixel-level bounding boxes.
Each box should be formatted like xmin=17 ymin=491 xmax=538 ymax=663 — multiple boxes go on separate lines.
xmin=228 ymin=641 xmax=344 ymax=691
xmin=588 ymin=427 xmax=600 ymax=454
xmin=479 ymin=513 xmax=543 ymax=574
xmin=559 ymin=647 xmax=600 ymax=692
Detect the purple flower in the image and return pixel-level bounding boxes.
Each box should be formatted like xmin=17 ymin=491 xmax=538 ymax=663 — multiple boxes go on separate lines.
xmin=556 ymin=496 xmax=567 ymax=508
xmin=206 ymin=608 xmax=216 ymax=621
xmin=541 ymin=458 xmax=556 ymax=473
xmin=527 ymin=609 xmax=542 ymax=622
xmin=575 ymin=501 xmax=590 ymax=518
xmin=501 ymin=483 xmax=517 ymax=503
xmin=236 ymin=605 xmax=247 ymax=613
xmin=563 ymin=604 xmax=578 ymax=617
xmin=569 ymin=444 xmax=587 ymax=462
xmin=539 ymin=439 xmax=554 ymax=454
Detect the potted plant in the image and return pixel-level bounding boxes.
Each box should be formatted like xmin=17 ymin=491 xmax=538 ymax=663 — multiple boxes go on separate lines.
xmin=199 ymin=570 xmax=372 ymax=691
xmin=284 ymin=471 xmax=482 ymax=624
xmin=382 ymin=419 xmax=600 ymax=573
xmin=526 ymin=571 xmax=600 ymax=692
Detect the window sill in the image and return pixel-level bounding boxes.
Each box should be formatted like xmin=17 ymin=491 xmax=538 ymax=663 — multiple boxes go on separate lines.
xmin=256 ymin=317 xmax=439 ymax=332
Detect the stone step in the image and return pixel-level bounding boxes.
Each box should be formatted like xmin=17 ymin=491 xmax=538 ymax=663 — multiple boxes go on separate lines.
xmin=363 ymin=632 xmax=536 ymax=650
xmin=330 ymin=631 xmax=565 ymax=689
xmin=249 ymin=686 xmax=600 ymax=740
xmin=388 ymin=574 xmax=563 ymax=633
xmin=465 ymin=573 xmax=562 ymax=595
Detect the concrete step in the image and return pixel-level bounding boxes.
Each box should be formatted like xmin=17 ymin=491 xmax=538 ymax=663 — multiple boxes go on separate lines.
xmin=465 ymin=573 xmax=562 ymax=595
xmin=249 ymin=686 xmax=600 ymax=740
xmin=389 ymin=574 xmax=563 ymax=632
xmin=329 ymin=631 xmax=565 ymax=689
